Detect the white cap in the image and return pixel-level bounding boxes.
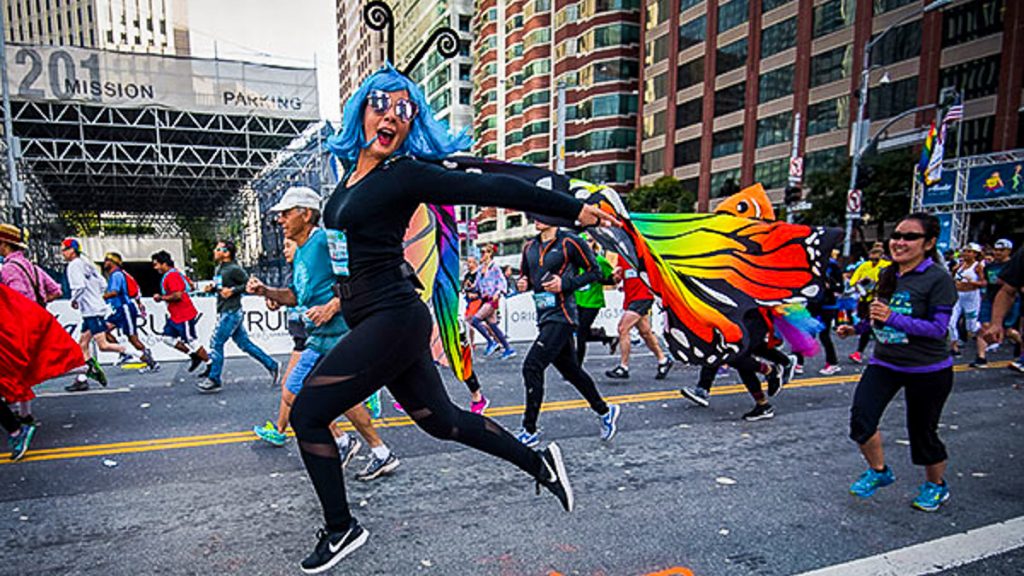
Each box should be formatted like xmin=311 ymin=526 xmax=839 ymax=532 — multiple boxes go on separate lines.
xmin=995 ymin=238 xmax=1014 ymax=250
xmin=965 ymin=242 xmax=983 ymax=253
xmin=269 ymin=186 xmax=321 ymax=212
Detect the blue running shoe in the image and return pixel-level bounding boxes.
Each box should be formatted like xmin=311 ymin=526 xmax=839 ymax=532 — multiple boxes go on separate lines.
xmin=911 ymin=481 xmax=950 ymax=512
xmin=600 ymin=404 xmax=621 ymax=441
xmin=365 ymin=390 xmax=382 ymax=419
xmin=253 ymin=421 xmax=287 ymax=447
xmin=500 ymin=348 xmax=517 ymax=360
xmin=850 ymin=467 xmax=895 ymax=498
xmin=515 ymin=428 xmax=541 ymax=448
xmin=484 ymin=341 xmax=499 ymax=357
xmin=8 ymin=423 xmax=36 ymax=461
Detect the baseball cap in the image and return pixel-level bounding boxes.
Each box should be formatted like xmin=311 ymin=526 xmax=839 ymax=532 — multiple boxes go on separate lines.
xmin=964 ymin=242 xmax=983 ymax=253
xmin=61 ymin=237 xmax=81 ymax=254
xmin=269 ymin=186 xmax=321 ymax=212
xmin=994 ymin=238 xmax=1014 ymax=250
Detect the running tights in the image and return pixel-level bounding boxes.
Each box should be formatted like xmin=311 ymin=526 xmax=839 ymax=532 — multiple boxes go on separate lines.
xmin=290 ymin=301 xmax=544 ymax=532
xmin=522 ymin=322 xmax=608 ymax=433
xmin=0 ymin=402 xmax=19 ymax=434
xmin=575 ymin=307 xmax=610 ymax=365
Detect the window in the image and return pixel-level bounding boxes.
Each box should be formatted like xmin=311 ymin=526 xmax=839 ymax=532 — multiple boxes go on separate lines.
xmin=506 ymin=131 xmax=523 ymax=146
xmin=459 ymin=40 xmax=471 ymax=56
xmin=716 ymin=37 xmax=748 ymax=75
xmin=572 ymin=94 xmax=638 ymax=119
xmin=680 ymin=0 xmax=702 ymax=9
xmin=762 ymin=0 xmax=790 ymax=12
xmin=717 ymin=0 xmax=749 ymax=33
xmin=944 ymin=115 xmax=994 ymax=156
xmin=712 ymin=126 xmax=744 ymax=158
xmin=643 ymin=110 xmax=667 ymax=138
xmin=761 ymin=17 xmax=796 ymax=58
xmin=756 ymin=111 xmax=793 ymax=148
xmin=459 ymin=64 xmax=471 ymax=82
xmin=459 ymin=88 xmax=471 ymax=105
xmin=641 ymin=148 xmax=664 ymax=175
xmin=459 ymin=15 xmax=472 ymax=31
xmin=646 ymin=0 xmax=668 ymax=29
xmin=873 ymin=0 xmax=914 ymax=15
xmin=810 ymin=46 xmax=853 ymax=88
xmin=556 ymin=3 xmax=579 ymax=27
xmin=678 ymin=15 xmax=706 ymax=50
xmin=674 ymin=137 xmax=701 ymax=166
xmin=569 ymin=162 xmax=636 ymax=184
xmin=523 ymin=121 xmax=551 ymax=139
xmin=711 ymin=168 xmax=742 ymax=197
xmin=758 ymin=64 xmax=793 ymax=103
xmin=567 ymin=128 xmax=636 ymax=151
xmin=805 ymin=145 xmax=846 ymax=175
xmin=523 ymin=59 xmax=551 ymax=80
xmin=523 ymin=90 xmax=552 ymax=109
xmin=807 ymin=95 xmax=850 ymax=136
xmin=478 ymin=220 xmax=498 ymax=234
xmin=813 ymin=0 xmax=854 ymax=38
xmin=644 ymin=72 xmax=668 ymax=104
xmin=714 ymin=82 xmax=746 ymax=116
xmin=677 ymin=57 xmax=705 ymax=89
xmin=479 ymin=142 xmax=498 ymax=157
xmin=938 ymin=54 xmax=1000 ymax=100
xmin=755 ymin=157 xmax=789 ymax=189
xmin=506 ymin=214 xmax=524 ymax=229
xmin=872 ymin=20 xmax=920 ymax=67
xmin=525 ymin=27 xmax=551 ymax=51
xmin=586 ymin=59 xmax=639 ymax=84
xmin=429 ymin=91 xmax=451 ymax=112
xmin=523 ymin=150 xmax=550 ymax=164
xmin=676 ymin=98 xmax=703 ymax=128
xmin=942 ymin=0 xmax=1003 ymax=48
xmin=869 ymin=76 xmax=918 ymax=120
xmin=645 ymin=34 xmax=669 ymax=65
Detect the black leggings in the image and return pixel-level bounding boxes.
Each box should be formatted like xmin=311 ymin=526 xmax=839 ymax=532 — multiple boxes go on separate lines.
xmin=575 ymin=307 xmax=609 ymax=365
xmin=522 ymin=322 xmax=608 ymax=433
xmin=1 ymin=402 xmax=20 ymax=434
xmin=463 ymin=372 xmax=481 ymax=394
xmin=849 ymin=364 xmax=954 ymax=466
xmin=290 ymin=301 xmax=544 ymax=531
xmin=696 ymin=360 xmax=764 ymax=400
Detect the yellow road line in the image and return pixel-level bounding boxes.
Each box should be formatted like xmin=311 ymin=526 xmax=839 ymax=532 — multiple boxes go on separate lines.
xmin=1 ymin=361 xmax=1009 ymax=464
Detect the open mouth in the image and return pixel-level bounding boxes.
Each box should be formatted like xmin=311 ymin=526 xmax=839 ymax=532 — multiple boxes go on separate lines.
xmin=377 ymin=127 xmax=396 ymax=147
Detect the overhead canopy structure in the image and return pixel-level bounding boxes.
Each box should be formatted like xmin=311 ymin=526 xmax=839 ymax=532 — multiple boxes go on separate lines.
xmin=1 ymin=43 xmax=320 ymax=237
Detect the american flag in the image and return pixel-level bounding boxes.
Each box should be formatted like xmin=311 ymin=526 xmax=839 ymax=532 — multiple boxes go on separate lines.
xmin=943 ymin=96 xmax=964 ymax=124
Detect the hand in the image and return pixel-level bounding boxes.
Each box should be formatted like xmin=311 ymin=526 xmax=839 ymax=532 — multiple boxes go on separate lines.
xmin=516 ymin=277 xmax=528 ymax=292
xmin=305 ymin=301 xmax=339 ymax=327
xmin=836 ymin=325 xmax=856 ymax=338
xmin=246 ymin=276 xmax=266 ymax=295
xmin=152 ymin=294 xmax=162 ymax=302
xmin=265 ymin=298 xmax=280 ymax=311
xmin=71 ymin=300 xmax=79 ymax=310
xmin=981 ymin=323 xmax=1005 ymax=345
xmin=204 ymin=283 xmax=215 ymax=293
xmin=218 ymin=287 xmax=234 ymax=299
xmin=869 ymin=300 xmax=892 ymax=324
xmin=612 ymin=267 xmax=624 ymax=283
xmin=542 ymin=275 xmax=562 ymax=294
xmin=577 ymin=204 xmax=620 ymax=228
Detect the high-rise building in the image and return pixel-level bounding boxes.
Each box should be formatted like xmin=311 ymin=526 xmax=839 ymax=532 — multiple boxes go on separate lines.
xmin=336 ymin=0 xmax=388 ymax=109
xmin=3 ymin=0 xmax=190 ymax=56
xmin=471 ymin=0 xmax=640 ymax=264
xmin=638 ymin=0 xmax=1024 ymax=211
xmin=392 ymin=0 xmax=475 ymax=134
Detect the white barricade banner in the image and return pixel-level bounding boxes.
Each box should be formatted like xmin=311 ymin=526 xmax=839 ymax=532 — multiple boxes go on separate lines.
xmin=48 ymin=290 xmax=664 ymax=365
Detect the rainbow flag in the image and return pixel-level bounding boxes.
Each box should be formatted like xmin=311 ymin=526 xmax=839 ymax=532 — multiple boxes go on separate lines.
xmin=917 ymin=121 xmax=936 ymax=183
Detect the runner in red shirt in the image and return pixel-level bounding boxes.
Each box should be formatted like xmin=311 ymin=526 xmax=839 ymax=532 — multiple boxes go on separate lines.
xmin=151 ymin=250 xmax=210 ymax=372
xmin=605 ymin=259 xmax=673 ymax=380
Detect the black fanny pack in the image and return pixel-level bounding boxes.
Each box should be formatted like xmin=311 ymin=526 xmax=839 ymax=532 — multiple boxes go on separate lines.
xmin=333 ymin=261 xmax=424 ymax=300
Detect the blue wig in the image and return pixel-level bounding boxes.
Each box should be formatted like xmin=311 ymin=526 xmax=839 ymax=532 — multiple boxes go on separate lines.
xmin=326 ymin=62 xmax=472 ymax=164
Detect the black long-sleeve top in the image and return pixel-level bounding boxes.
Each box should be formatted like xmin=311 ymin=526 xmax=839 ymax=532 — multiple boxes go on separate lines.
xmin=322 ymin=156 xmax=583 ymax=325
xmin=519 ymin=229 xmax=602 ymax=327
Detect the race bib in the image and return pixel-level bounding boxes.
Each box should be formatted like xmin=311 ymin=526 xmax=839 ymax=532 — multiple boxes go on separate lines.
xmin=624 ymin=269 xmax=638 ymax=280
xmin=325 ymin=229 xmax=350 ymax=277
xmin=874 ymin=326 xmax=909 ymax=345
xmin=533 ymin=291 xmax=557 ymax=310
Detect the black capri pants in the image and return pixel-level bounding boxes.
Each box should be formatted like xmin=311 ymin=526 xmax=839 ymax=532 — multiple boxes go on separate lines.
xmin=849 ymin=364 xmax=954 ymax=466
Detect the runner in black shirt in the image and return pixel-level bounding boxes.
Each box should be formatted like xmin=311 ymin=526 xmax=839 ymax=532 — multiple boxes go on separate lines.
xmin=288 ymin=65 xmax=617 ymax=573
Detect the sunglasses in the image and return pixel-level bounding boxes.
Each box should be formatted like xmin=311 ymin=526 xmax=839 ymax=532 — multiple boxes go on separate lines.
xmin=890 ymin=231 xmax=928 ymax=242
xmin=214 ymin=247 xmax=229 ymax=253
xmin=367 ymin=90 xmax=418 ymax=123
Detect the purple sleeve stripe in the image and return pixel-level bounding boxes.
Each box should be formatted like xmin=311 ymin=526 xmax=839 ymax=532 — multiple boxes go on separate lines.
xmin=886 ymin=311 xmax=951 ymax=340
xmin=869 ymin=356 xmax=953 ymax=373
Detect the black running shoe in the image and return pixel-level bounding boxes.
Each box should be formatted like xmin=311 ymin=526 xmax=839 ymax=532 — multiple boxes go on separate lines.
xmin=680 ymin=385 xmax=710 ymax=407
xmin=605 ymin=365 xmax=629 ymax=379
xmin=188 ymin=352 xmax=203 ymax=373
xmin=969 ymin=358 xmax=988 ymax=369
xmin=65 ymin=375 xmax=89 ymax=392
xmin=536 ymin=442 xmax=574 ymax=512
xmin=655 ymin=357 xmax=674 ymax=380
xmin=742 ymin=403 xmax=775 ymax=421
xmin=766 ymin=365 xmax=782 ymax=397
xmin=299 ymin=521 xmax=369 ymax=574
xmin=356 ymin=452 xmax=400 ymax=481
xmin=196 ymin=378 xmax=222 ymax=394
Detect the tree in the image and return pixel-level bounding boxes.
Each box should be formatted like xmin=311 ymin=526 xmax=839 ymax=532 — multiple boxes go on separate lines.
xmin=628 ymin=176 xmax=698 ymax=213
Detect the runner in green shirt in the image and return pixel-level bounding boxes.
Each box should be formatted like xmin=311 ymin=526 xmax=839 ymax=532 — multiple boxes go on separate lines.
xmin=575 ymin=234 xmax=618 ymax=365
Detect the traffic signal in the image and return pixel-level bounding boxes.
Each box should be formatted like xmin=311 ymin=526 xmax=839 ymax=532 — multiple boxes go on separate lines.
xmin=784 ymin=186 xmax=802 ymax=205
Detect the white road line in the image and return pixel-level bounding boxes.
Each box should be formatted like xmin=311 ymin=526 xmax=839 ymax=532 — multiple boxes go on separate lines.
xmin=37 ymin=387 xmax=132 ymax=398
xmin=798 ymin=515 xmax=1024 ymax=576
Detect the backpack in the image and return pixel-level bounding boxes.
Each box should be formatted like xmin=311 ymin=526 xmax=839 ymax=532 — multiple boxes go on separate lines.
xmin=123 ymin=270 xmax=140 ymax=298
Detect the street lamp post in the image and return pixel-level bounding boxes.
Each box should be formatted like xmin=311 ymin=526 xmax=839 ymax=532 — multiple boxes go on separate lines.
xmin=0 ymin=7 xmax=23 ymax=230
xmin=843 ymin=0 xmax=952 ymax=258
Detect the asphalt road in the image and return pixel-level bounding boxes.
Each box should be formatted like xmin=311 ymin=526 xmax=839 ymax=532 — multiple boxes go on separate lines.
xmin=3 ymin=337 xmax=1023 ymax=576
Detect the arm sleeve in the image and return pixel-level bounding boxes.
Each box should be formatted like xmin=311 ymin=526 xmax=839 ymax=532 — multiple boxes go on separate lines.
xmin=999 ymin=249 xmax=1024 ymax=289
xmin=67 ymin=263 xmax=86 ymax=302
xmin=562 ymin=236 xmax=602 ymax=293
xmin=401 ymin=160 xmax=583 ymax=222
xmin=231 ymin=266 xmax=249 ymax=295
